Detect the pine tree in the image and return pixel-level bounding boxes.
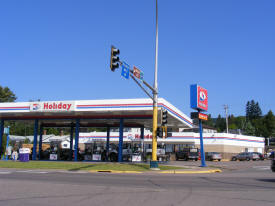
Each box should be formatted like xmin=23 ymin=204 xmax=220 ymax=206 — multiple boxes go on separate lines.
xmin=246 ymin=101 xmax=251 ymax=120
xmin=246 ymin=100 xmax=262 ymax=121
xmin=244 ymin=121 xmax=255 ymax=136
xmin=215 ymin=114 xmax=226 ymax=132
xmin=0 ymin=86 xmax=16 ymax=102
xmin=255 ymin=102 xmax=262 ymax=118
xmin=262 ymin=110 xmax=275 ymax=138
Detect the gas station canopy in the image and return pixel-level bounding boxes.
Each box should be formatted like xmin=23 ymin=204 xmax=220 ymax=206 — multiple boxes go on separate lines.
xmin=0 ymin=98 xmax=193 ymax=129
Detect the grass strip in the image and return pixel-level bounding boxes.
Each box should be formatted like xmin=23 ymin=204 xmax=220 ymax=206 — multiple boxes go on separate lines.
xmin=0 ymin=161 xmax=183 ymax=171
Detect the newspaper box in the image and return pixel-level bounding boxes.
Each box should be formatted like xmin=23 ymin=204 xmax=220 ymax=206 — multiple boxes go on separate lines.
xmin=19 ymin=148 xmax=30 ymax=162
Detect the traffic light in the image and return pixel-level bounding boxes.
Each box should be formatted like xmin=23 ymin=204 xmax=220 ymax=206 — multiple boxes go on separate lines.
xmin=161 ymin=109 xmax=168 ymax=126
xmin=110 ymin=46 xmax=120 ymax=71
xmin=156 ymin=127 xmax=163 ymax=138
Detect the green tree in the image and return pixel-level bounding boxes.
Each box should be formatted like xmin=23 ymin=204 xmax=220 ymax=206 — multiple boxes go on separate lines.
xmin=244 ymin=121 xmax=255 ymax=136
xmin=246 ymin=101 xmax=250 ymax=120
xmin=261 ymin=110 xmax=275 ymax=138
xmin=215 ymin=114 xmax=226 ymax=132
xmin=1 ymin=134 xmax=7 ymax=157
xmin=246 ymin=100 xmax=262 ymax=121
xmin=204 ymin=114 xmax=215 ymax=128
xmin=233 ymin=116 xmax=246 ymax=131
xmin=255 ymin=102 xmax=262 ymax=118
xmin=0 ymin=86 xmax=17 ymax=102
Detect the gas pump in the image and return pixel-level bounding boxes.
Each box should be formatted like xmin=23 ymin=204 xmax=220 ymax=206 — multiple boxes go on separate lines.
xmin=145 ymin=142 xmax=170 ymax=162
xmin=122 ymin=143 xmax=132 ymax=161
xmin=49 ymin=140 xmax=62 ymax=160
xmin=92 ymin=140 xmax=105 ymax=161
xmin=84 ymin=143 xmax=93 ymax=160
xmin=131 ymin=139 xmax=143 ymax=162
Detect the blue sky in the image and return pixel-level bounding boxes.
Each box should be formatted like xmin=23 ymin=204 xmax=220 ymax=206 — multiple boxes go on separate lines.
xmin=0 ymin=0 xmax=274 ymax=118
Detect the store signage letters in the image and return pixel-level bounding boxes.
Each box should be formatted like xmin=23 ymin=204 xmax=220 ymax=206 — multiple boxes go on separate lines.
xmin=30 ymin=102 xmax=74 ymax=112
xmin=43 ymin=102 xmax=72 ymax=111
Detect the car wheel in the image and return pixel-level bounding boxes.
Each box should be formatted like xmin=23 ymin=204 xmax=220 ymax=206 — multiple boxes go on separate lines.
xmin=218 ymin=159 xmax=221 ymax=161
xmin=246 ymin=157 xmax=250 ymax=161
xmin=232 ymin=157 xmax=237 ymax=161
xmin=195 ymin=158 xmax=198 ymax=161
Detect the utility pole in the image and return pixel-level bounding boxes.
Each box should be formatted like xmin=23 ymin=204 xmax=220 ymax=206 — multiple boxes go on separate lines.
xmin=224 ymin=105 xmax=229 ymax=133
xmin=150 ymin=0 xmax=159 ymax=169
xmin=109 ymin=0 xmax=160 ymax=169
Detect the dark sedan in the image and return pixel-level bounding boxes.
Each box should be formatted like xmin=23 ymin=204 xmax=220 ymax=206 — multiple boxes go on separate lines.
xmin=231 ymin=152 xmax=260 ymax=161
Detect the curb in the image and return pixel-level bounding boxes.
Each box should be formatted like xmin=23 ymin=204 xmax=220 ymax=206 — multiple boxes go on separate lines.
xmin=160 ymin=169 xmax=222 ymax=174
xmin=89 ymin=169 xmax=222 ymax=174
xmin=221 ymin=159 xmax=230 ymax=162
xmin=89 ymin=170 xmax=143 ymax=174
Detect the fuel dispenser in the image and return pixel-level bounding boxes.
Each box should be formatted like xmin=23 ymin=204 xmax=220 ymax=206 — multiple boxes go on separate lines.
xmin=131 ymin=139 xmax=143 ymax=162
xmin=84 ymin=140 xmax=106 ymax=161
xmin=92 ymin=141 xmax=105 ymax=161
xmin=49 ymin=140 xmax=62 ymax=160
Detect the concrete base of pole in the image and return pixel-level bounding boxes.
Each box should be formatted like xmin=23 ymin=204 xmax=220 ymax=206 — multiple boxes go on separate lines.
xmin=150 ymin=160 xmax=159 ymax=170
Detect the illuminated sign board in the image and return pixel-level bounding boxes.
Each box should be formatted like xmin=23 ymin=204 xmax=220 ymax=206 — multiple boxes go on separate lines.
xmin=30 ymin=102 xmax=74 ymax=112
xmin=198 ymin=113 xmax=208 ymax=121
xmin=190 ymin=84 xmax=208 ymax=111
xmin=190 ymin=112 xmax=208 ymax=121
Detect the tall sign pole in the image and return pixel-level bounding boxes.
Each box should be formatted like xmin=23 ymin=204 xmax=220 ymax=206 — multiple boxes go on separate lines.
xmin=198 ymin=117 xmax=207 ymax=167
xmin=150 ymin=0 xmax=159 ymax=169
xmin=190 ymin=84 xmax=208 ymax=167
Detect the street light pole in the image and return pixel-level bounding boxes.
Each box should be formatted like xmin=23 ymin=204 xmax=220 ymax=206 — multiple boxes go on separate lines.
xmin=150 ymin=0 xmax=159 ymax=169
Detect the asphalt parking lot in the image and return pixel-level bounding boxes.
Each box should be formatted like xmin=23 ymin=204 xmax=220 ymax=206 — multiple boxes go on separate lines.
xmin=167 ymin=159 xmax=271 ymax=171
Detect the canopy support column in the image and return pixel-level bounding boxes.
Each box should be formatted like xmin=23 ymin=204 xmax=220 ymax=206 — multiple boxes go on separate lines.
xmin=32 ymin=119 xmax=39 ymax=160
xmin=70 ymin=123 xmax=74 ymax=161
xmin=118 ymin=118 xmax=124 ymax=162
xmin=0 ymin=119 xmax=4 ymax=157
xmin=106 ymin=126 xmax=110 ymax=162
xmin=74 ymin=119 xmax=80 ymax=161
xmin=140 ymin=126 xmax=145 ymax=156
xmin=38 ymin=125 xmax=43 ymax=160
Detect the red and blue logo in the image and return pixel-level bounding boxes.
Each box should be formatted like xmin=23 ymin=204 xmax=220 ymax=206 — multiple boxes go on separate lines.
xmin=190 ymin=84 xmax=208 ymax=111
xmin=32 ymin=103 xmax=40 ymax=111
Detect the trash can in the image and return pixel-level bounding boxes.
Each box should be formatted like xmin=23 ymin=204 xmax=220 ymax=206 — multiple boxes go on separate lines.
xmin=19 ymin=148 xmax=30 ymax=162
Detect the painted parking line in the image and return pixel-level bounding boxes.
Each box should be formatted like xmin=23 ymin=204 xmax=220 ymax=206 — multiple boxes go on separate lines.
xmin=0 ymin=171 xmax=12 ymax=174
xmin=16 ymin=170 xmax=49 ymax=174
xmin=252 ymin=166 xmax=270 ymax=170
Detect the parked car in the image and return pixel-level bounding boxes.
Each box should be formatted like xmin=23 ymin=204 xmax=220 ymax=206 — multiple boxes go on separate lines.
xmin=205 ymin=152 xmax=222 ymax=161
xmin=176 ymin=148 xmax=199 ymax=161
xmin=231 ymin=152 xmax=260 ymax=161
xmin=252 ymin=152 xmax=264 ymax=160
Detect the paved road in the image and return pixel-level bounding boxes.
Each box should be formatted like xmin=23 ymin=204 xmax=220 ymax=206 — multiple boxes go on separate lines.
xmin=168 ymin=159 xmax=271 ymax=171
xmin=0 ymin=161 xmax=274 ymax=206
